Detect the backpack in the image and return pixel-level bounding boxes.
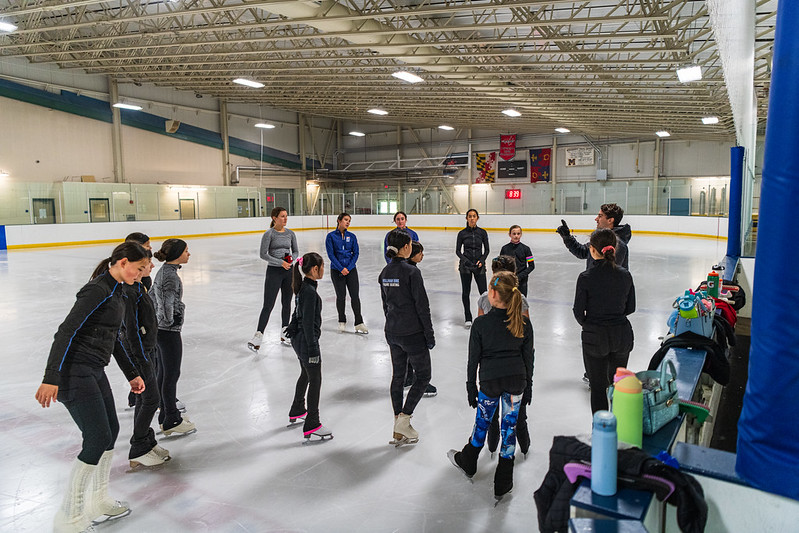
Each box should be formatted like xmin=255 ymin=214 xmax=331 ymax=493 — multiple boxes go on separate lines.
xmin=284 ymin=295 xmax=301 ymax=339
xmin=667 ymin=289 xmax=715 ymax=338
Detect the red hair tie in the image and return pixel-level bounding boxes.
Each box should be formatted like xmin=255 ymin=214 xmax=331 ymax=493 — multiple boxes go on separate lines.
xmin=601 ymin=245 xmax=614 ymax=254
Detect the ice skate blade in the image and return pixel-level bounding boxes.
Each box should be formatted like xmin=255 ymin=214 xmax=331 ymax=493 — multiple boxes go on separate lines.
xmin=247 ymin=342 xmax=260 ymax=353
xmin=389 ymin=436 xmax=419 ymax=447
xmin=92 ymin=507 xmax=132 ymax=525
xmin=302 ymin=434 xmax=333 ymax=444
xmin=446 ymin=450 xmax=474 ymax=482
xmin=162 ymin=427 xmax=197 ymax=437
xmin=129 ymin=457 xmax=169 ymax=468
xmin=494 ymin=490 xmax=513 ymax=507
xmin=423 ymin=391 xmax=438 ymax=397
xmin=286 ymin=418 xmax=306 ymax=428
xmin=280 ymin=339 xmax=292 ymax=346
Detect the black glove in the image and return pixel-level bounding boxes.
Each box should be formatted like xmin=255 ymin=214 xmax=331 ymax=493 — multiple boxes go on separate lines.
xmin=427 ymin=342 xmax=435 ymax=350
xmin=556 ymin=219 xmax=571 ymax=240
xmin=171 ymin=313 xmax=184 ymax=327
xmin=467 ymin=382 xmax=479 ymax=408
xmin=523 ymin=386 xmax=532 ymax=406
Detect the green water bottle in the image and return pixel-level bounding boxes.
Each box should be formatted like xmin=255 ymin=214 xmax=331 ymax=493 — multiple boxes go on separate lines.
xmin=611 ymin=372 xmax=643 ymax=448
xmin=707 ymin=270 xmax=720 ymax=298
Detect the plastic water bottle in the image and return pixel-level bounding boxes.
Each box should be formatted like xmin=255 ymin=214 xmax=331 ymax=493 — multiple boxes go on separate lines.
xmin=612 ymin=373 xmax=643 ymax=448
xmin=591 ymin=410 xmax=617 ymax=496
xmin=707 ymin=270 xmax=720 ymax=298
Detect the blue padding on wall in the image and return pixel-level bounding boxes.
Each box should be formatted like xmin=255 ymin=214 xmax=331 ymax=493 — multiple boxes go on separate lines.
xmin=0 ymin=225 xmax=6 ymax=250
xmin=736 ymin=0 xmax=799 ymax=502
xmin=727 ymin=146 xmax=744 ymax=257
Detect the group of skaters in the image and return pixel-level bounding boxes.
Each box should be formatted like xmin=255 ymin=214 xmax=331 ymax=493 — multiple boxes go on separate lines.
xmin=35 ymin=203 xmax=635 ymax=531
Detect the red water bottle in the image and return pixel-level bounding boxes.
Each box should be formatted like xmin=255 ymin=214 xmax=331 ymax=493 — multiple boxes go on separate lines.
xmin=284 ymin=253 xmax=293 ymax=264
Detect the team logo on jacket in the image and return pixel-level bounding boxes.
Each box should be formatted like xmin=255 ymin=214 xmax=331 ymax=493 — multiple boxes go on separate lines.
xmin=381 ymin=278 xmax=400 ymax=287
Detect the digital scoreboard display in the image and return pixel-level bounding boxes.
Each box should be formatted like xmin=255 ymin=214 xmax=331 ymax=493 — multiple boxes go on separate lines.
xmin=505 ymin=189 xmax=522 ymax=200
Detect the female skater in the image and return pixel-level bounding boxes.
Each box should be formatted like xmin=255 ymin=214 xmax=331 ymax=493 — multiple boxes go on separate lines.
xmin=403 ymin=241 xmax=437 ymax=397
xmin=447 ymin=271 xmax=534 ymax=501
xmin=499 ymin=225 xmax=535 ymax=296
xmin=325 ymin=212 xmax=368 ymax=334
xmin=379 ymin=229 xmax=435 ymax=446
xmin=573 ymin=228 xmax=635 ymax=413
xmin=455 ymin=209 xmax=490 ymax=328
xmin=384 ymin=211 xmax=419 ymax=262
xmin=35 ymin=242 xmax=149 ymax=532
xmin=249 ymin=207 xmax=299 ymax=351
xmin=288 ymin=252 xmax=333 ymax=441
xmin=152 ymin=239 xmax=196 ymax=436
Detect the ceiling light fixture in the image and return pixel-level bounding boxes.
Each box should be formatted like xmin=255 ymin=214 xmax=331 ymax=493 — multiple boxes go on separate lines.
xmin=555 ymin=127 xmax=571 ymax=133
xmin=655 ymin=130 xmax=671 ymax=138
xmin=676 ymin=65 xmax=702 ymax=83
xmin=701 ymin=116 xmax=719 ymax=125
xmin=254 ymin=122 xmax=275 ymax=129
xmin=439 ymin=125 xmax=454 ymax=131
xmin=0 ymin=21 xmax=17 ymax=33
xmin=392 ymin=71 xmax=424 ymax=84
xmin=0 ymin=171 xmax=9 ymax=177
xmin=502 ymin=109 xmax=521 ymax=117
xmin=349 ymin=131 xmax=366 ymax=137
xmin=367 ymin=108 xmax=388 ymax=115
xmin=232 ymin=78 xmax=265 ymax=88
xmin=112 ymin=102 xmax=143 ymax=111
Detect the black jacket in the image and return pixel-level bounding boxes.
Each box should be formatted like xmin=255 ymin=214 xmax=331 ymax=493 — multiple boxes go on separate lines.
xmin=296 ymin=278 xmax=322 ymax=359
xmin=564 ymin=224 xmax=631 ymax=270
xmin=379 ymin=258 xmax=435 ymax=346
xmin=456 ymin=225 xmax=490 ymax=274
xmin=573 ymin=262 xmax=635 ymax=327
xmin=43 ymin=273 xmax=129 ymax=386
xmin=499 ymin=241 xmax=535 ymax=283
xmin=468 ymin=308 xmax=534 ymax=387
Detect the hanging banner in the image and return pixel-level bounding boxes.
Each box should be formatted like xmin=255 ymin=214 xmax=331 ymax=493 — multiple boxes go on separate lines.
xmin=475 ymin=152 xmax=496 ymax=183
xmin=499 ymin=134 xmax=517 ymax=160
xmin=530 ymin=148 xmax=552 ymax=182
xmin=565 ymin=146 xmax=595 ymax=166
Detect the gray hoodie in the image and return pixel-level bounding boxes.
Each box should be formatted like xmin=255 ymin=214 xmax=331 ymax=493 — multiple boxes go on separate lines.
xmin=153 ymin=263 xmax=185 ymax=332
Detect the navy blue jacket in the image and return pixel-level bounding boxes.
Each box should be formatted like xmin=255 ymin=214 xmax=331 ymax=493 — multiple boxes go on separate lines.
xmin=325 ymin=229 xmax=359 ymax=272
xmin=379 ymin=257 xmax=434 ymax=346
xmin=384 ymin=227 xmax=419 ymax=263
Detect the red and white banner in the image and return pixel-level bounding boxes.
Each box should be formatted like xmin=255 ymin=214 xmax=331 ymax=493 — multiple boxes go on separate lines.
xmin=499 ymin=134 xmax=517 ymax=160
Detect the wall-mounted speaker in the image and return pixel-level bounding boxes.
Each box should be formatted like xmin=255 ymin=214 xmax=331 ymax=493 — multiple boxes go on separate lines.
xmin=165 ymin=120 xmax=180 ymax=133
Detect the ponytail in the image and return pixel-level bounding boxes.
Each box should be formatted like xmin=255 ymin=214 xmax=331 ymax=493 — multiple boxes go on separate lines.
xmin=91 ymin=242 xmax=148 ymax=280
xmin=292 ymin=252 xmax=324 ymax=294
xmin=386 ymin=228 xmax=412 ymax=259
xmin=589 ymin=228 xmax=618 ymax=268
xmin=489 ymin=271 xmax=525 ymax=338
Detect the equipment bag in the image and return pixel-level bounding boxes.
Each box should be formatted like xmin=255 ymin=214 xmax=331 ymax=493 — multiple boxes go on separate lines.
xmin=637 ymin=360 xmax=680 ymax=435
xmin=667 ymin=289 xmax=715 ymax=338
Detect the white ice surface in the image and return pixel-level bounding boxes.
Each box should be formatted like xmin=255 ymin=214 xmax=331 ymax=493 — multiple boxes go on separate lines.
xmin=0 ymin=228 xmax=727 ymax=532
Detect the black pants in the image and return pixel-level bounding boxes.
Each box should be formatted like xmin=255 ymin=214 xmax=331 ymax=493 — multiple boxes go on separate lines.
xmin=460 ymin=269 xmax=487 ymax=321
xmin=330 ymin=268 xmax=363 ymax=324
xmin=130 ymin=361 xmax=160 ymax=458
xmin=387 ymin=334 xmax=431 ymax=416
xmin=257 ymin=266 xmax=293 ymax=332
xmin=156 ymin=330 xmax=184 ymax=429
xmin=518 ymin=278 xmax=529 ymax=297
xmin=582 ymin=321 xmax=634 ymax=413
xmin=59 ymin=365 xmax=119 ymax=465
xmin=290 ymin=334 xmax=322 ymax=432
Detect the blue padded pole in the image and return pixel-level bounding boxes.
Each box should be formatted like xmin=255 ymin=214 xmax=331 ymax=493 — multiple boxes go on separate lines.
xmin=727 ymin=146 xmax=744 ymax=258
xmin=736 ymin=1 xmax=799 ymax=501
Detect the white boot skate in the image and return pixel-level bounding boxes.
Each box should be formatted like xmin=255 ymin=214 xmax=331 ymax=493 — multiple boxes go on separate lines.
xmin=129 ymin=449 xmax=168 ymax=468
xmin=287 ymin=411 xmax=307 ymax=427
xmin=338 ymin=322 xmax=347 ymax=333
xmin=354 ymin=323 xmax=369 ymax=334
xmin=303 ymin=424 xmax=334 ymax=443
xmin=280 ymin=327 xmax=292 ymax=346
xmin=151 ymin=445 xmax=171 ymax=460
xmin=88 ymin=451 xmax=131 ymax=525
xmin=247 ymin=331 xmax=263 ymax=352
xmin=390 ymin=413 xmax=419 ymax=447
xmin=53 ymin=459 xmax=95 ymax=533
xmin=163 ymin=417 xmax=197 ymax=437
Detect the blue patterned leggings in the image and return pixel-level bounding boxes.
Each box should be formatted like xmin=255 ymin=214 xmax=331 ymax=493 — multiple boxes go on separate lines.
xmin=470 ymin=391 xmax=521 ymax=459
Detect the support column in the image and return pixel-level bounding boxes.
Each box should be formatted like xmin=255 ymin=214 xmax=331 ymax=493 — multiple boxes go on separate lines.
xmin=652 ymin=138 xmax=661 ymax=214
xmin=467 ymin=129 xmax=473 ymax=209
xmin=108 ymin=77 xmax=125 ymax=183
xmin=298 ymin=113 xmax=306 ymax=171
xmin=550 ymin=136 xmax=558 ymax=214
xmin=220 ymin=99 xmax=230 ymax=186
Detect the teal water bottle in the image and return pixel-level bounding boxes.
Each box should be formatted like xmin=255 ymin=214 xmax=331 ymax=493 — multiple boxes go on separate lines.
xmin=611 ymin=372 xmax=643 ymax=448
xmin=591 ymin=411 xmax=617 ymax=496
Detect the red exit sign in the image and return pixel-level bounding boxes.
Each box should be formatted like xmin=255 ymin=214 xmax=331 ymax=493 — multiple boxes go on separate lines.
xmin=505 ymin=189 xmax=522 ymax=199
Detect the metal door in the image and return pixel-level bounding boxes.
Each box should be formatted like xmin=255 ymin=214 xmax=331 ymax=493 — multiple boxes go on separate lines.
xmin=179 ymin=198 xmax=196 ymax=220
xmin=32 ymin=198 xmax=56 ymax=224
xmin=237 ymin=198 xmax=255 ymax=218
xmin=89 ymin=198 xmax=111 ymax=222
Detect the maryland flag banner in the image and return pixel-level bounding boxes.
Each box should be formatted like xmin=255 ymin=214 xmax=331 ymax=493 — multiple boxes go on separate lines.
xmin=475 ymin=152 xmax=497 ymax=183
xmin=529 ymin=148 xmax=552 ymax=183
xmin=500 ymin=134 xmax=517 ymax=160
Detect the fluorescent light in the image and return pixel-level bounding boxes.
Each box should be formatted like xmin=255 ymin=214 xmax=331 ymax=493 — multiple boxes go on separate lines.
xmin=655 ymin=130 xmax=671 ymax=138
xmin=367 ymin=108 xmax=388 ymax=115
xmin=112 ymin=103 xmax=142 ymax=111
xmin=233 ymin=78 xmax=264 ymax=88
xmin=555 ymin=127 xmax=571 ymax=133
xmin=676 ymin=65 xmax=702 ymax=83
xmin=0 ymin=21 xmax=17 ymax=32
xmin=349 ymin=131 xmax=366 ymax=137
xmin=254 ymin=122 xmax=275 ymax=129
xmin=701 ymin=116 xmax=719 ymax=125
xmin=392 ymin=71 xmax=424 ymax=84
xmin=439 ymin=125 xmax=454 ymax=131
xmin=502 ymin=109 xmax=521 ymax=117
xmin=0 ymin=171 xmax=9 ymax=177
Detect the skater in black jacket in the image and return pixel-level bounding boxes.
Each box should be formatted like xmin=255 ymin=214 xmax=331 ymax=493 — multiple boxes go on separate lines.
xmin=35 ymin=242 xmax=150 ymax=532
xmin=380 ymin=229 xmax=435 ymax=446
xmin=499 ymin=225 xmax=535 ymax=296
xmin=288 ymin=252 xmax=333 ymax=441
xmin=556 ymin=203 xmax=631 ymax=270
xmin=403 ymin=241 xmax=437 ymax=397
xmin=456 ymin=209 xmax=490 ymax=328
xmin=447 ymin=271 xmax=534 ymax=500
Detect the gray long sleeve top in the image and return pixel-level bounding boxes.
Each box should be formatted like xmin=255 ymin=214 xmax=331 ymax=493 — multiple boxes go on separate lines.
xmin=259 ymin=228 xmax=299 ymax=267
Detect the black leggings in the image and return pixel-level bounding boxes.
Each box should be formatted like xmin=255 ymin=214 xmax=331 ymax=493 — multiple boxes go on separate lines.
xmin=257 ymin=266 xmax=293 ymax=332
xmin=156 ymin=330 xmax=184 ymax=429
xmin=582 ymin=322 xmax=634 ymax=413
xmin=387 ymin=334 xmax=431 ymax=416
xmin=330 ymin=268 xmax=363 ymax=324
xmin=290 ymin=335 xmax=323 ymax=432
xmin=59 ymin=365 xmax=119 ymax=465
xmin=130 ymin=361 xmax=160 ymax=458
xmin=460 ymin=270 xmax=487 ymax=321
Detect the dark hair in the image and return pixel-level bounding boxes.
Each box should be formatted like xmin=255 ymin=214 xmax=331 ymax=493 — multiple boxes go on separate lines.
xmin=600 ymin=203 xmax=624 ymax=226
xmin=491 ymin=255 xmax=516 ymax=274
xmin=125 ymin=232 xmax=150 ymax=245
xmin=337 ymin=212 xmax=351 ymax=222
xmin=91 ymin=242 xmax=148 ymax=280
xmin=393 ymin=211 xmax=408 ymax=222
xmin=411 ymin=241 xmax=424 ymax=258
xmin=508 ymin=225 xmax=521 ymax=234
xmin=386 ymin=228 xmax=412 ymax=259
xmin=153 ymin=238 xmax=187 ymax=263
xmin=270 ymin=206 xmax=287 ymax=228
xmin=292 ymin=252 xmax=324 ymax=294
xmin=590 ymin=228 xmax=618 ymax=267
xmin=466 ymin=208 xmax=479 ymax=218
xmin=489 ymin=271 xmax=524 ymax=338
